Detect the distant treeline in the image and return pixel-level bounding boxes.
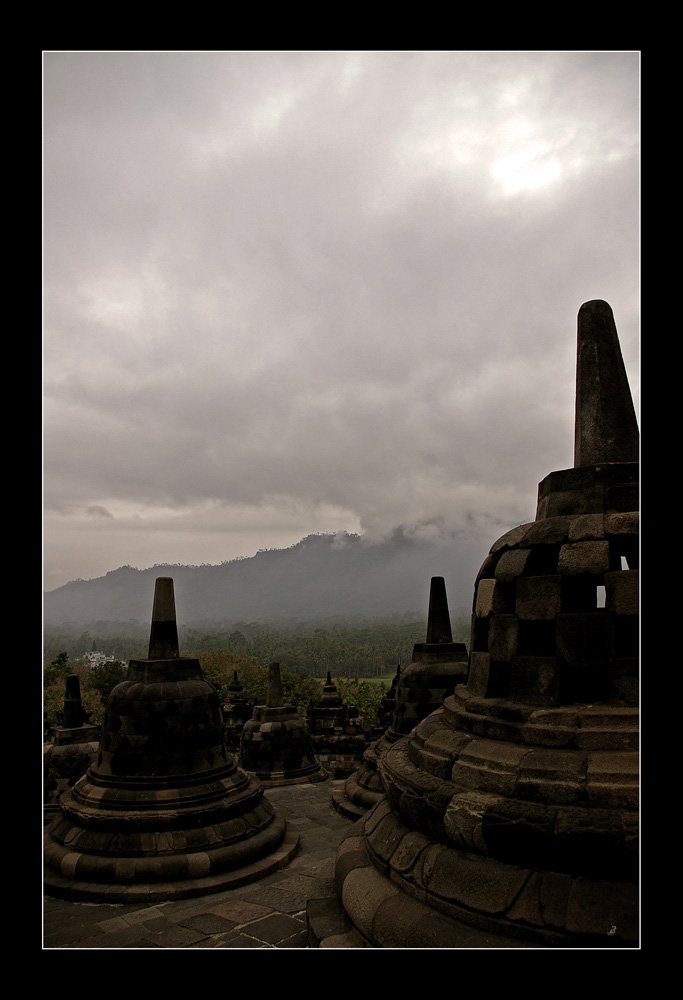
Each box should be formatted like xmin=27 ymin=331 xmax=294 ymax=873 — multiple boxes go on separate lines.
xmin=43 ymin=617 xmax=471 ymax=677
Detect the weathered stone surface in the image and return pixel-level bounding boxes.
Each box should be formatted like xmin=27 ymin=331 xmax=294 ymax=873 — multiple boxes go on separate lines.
xmin=574 ymin=300 xmax=639 ymax=468
xmin=475 ymin=578 xmax=509 ymax=617
xmin=568 ymin=513 xmax=605 ymax=542
xmin=605 ymin=570 xmax=639 ymax=614
xmin=515 ymin=576 xmax=562 ymax=619
xmin=558 ymin=540 xmax=611 ymax=576
xmin=510 ymin=656 xmax=561 ymax=707
xmin=489 ymin=614 xmax=519 ymax=661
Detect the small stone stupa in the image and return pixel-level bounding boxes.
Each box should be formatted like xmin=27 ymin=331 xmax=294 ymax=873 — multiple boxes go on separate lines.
xmin=239 ymin=662 xmax=328 ymax=787
xmin=222 ymin=671 xmax=255 ymax=749
xmin=44 ymin=578 xmax=295 ymax=901
xmin=335 ymin=300 xmax=639 ymax=948
xmin=306 ymin=672 xmax=368 ymax=779
xmin=374 ymin=664 xmax=401 ymax=734
xmin=44 ymin=673 xmax=100 ymax=812
xmin=341 ymin=577 xmax=468 ymax=816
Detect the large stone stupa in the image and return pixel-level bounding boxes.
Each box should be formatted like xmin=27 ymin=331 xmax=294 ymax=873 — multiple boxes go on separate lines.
xmin=335 ymin=300 xmax=639 ymax=948
xmin=44 ymin=578 xmax=296 ymax=902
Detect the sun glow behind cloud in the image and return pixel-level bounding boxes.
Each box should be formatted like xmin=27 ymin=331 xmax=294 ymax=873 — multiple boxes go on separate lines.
xmin=43 ymin=52 xmax=639 ymax=590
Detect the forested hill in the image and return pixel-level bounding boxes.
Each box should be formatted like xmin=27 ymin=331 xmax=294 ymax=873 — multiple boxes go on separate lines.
xmin=43 ymin=531 xmax=482 ymax=628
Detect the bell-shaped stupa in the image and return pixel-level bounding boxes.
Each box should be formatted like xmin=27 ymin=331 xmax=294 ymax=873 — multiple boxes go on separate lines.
xmin=341 ymin=577 xmax=468 ymax=816
xmin=306 ymin=672 xmax=368 ymax=779
xmin=239 ymin=662 xmax=328 ymax=786
xmin=335 ymin=301 xmax=639 ymax=948
xmin=222 ymin=671 xmax=255 ymax=749
xmin=44 ymin=578 xmax=295 ymax=901
xmin=44 ymin=673 xmax=100 ymax=812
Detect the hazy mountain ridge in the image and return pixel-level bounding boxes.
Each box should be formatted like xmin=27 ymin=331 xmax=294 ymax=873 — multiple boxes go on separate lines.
xmin=43 ymin=531 xmax=481 ymax=627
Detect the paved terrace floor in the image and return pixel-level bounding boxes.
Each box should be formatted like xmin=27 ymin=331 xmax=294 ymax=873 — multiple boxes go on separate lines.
xmin=43 ymin=778 xmax=364 ymax=949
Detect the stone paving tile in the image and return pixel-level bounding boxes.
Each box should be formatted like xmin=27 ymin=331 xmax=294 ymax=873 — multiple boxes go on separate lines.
xmin=204 ymin=899 xmax=273 ymax=924
xmin=175 ymin=913 xmax=237 ymax=935
xmin=274 ymin=873 xmax=332 ymax=895
xmin=241 ymin=913 xmax=307 ymax=945
xmin=235 ymin=885 xmax=308 ymax=913
xmin=213 ymin=931 xmax=274 ymax=948
xmin=44 ymin=923 xmax=105 ymax=948
xmin=121 ymin=906 xmax=168 ymax=926
xmin=137 ymin=923 xmax=210 ymax=948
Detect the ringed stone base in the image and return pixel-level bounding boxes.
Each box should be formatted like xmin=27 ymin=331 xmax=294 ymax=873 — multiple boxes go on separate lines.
xmin=336 ymin=799 xmax=636 ymax=948
xmin=44 ymin=827 xmax=299 ymax=903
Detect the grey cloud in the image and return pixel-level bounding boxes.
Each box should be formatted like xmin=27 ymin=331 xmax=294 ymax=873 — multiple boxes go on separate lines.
xmin=43 ymin=52 xmax=639 ymax=589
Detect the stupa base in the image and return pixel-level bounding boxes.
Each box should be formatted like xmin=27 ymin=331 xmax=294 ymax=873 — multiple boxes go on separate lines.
xmin=248 ymin=765 xmax=329 ymax=788
xmin=335 ymin=798 xmax=638 ymax=948
xmin=43 ymin=826 xmax=299 ymax=903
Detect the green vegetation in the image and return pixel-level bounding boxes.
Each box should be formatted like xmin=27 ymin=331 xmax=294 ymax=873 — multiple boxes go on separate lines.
xmin=43 ymin=618 xmax=469 ymax=730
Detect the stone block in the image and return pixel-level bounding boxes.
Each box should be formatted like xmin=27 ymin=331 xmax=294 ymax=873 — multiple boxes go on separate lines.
xmin=538 ymin=487 xmax=605 ymax=518
xmin=604 ymin=570 xmax=639 ymax=615
xmin=495 ymin=548 xmax=532 ymax=582
xmin=444 ymin=789 xmax=501 ymax=852
xmin=505 ymin=869 xmax=571 ymax=931
xmin=605 ymin=511 xmax=639 ymax=537
xmin=516 ymin=576 xmax=562 ymax=619
xmin=606 ymin=484 xmax=639 ymax=513
xmin=475 ymin=578 xmax=508 ymax=617
xmin=422 ymin=843 xmax=530 ymax=916
xmin=489 ymin=615 xmax=519 ymax=661
xmin=558 ymin=540 xmax=611 ymax=575
xmin=452 ymin=740 xmax=529 ymax=797
xmin=467 ymin=652 xmax=492 ymax=698
xmin=509 ymin=656 xmax=561 ymax=707
xmin=516 ymin=748 xmax=588 ymax=805
xmin=340 ymin=866 xmax=400 ymax=941
xmin=523 ymin=516 xmax=573 ymax=546
xmin=490 ymin=522 xmax=533 ymax=553
xmin=568 ymin=513 xmax=605 ymax=542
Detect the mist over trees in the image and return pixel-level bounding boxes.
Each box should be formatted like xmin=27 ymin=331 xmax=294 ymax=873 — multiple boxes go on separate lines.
xmin=43 ymin=531 xmax=479 ymax=627
xmin=43 ymin=532 xmax=473 ymax=730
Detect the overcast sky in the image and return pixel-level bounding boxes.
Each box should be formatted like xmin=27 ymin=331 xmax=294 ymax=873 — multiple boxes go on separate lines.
xmin=43 ymin=51 xmax=640 ymax=592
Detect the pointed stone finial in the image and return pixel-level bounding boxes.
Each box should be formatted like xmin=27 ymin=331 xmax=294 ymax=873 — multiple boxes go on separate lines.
xmin=148 ymin=577 xmax=179 ymax=660
xmin=574 ymin=300 xmax=639 ymax=468
xmin=266 ymin=662 xmax=284 ymax=708
xmin=62 ymin=673 xmax=84 ymax=728
xmin=425 ymin=577 xmax=453 ymax=644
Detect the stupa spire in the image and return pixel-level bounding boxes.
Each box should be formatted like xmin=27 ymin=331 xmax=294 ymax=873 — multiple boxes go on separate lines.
xmin=147 ymin=577 xmax=179 ymax=659
xmin=574 ymin=299 xmax=639 ymax=467
xmin=266 ymin=661 xmax=284 ymax=708
xmin=425 ymin=576 xmax=453 ymax=644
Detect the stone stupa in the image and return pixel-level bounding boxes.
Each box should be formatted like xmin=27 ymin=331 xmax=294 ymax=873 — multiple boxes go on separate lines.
xmin=340 ymin=577 xmax=468 ymax=817
xmin=222 ymin=671 xmax=255 ymax=749
xmin=239 ymin=662 xmax=328 ymax=787
xmin=335 ymin=300 xmax=639 ymax=948
xmin=44 ymin=673 xmax=100 ymax=812
xmin=306 ymin=672 xmax=368 ymax=779
xmin=44 ymin=578 xmax=296 ymax=902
